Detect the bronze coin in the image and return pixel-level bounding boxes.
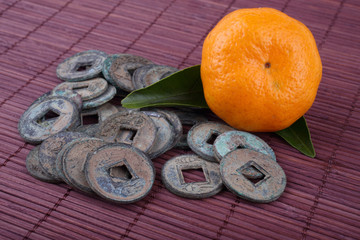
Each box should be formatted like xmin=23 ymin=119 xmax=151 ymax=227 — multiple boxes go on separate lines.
xmin=18 ymin=96 xmax=80 ymax=144
xmin=143 ymin=111 xmax=175 ymax=159
xmin=153 ymin=109 xmax=182 ymax=149
xmin=53 ymin=77 xmax=108 ymax=101
xmin=187 ymin=121 xmax=234 ymax=162
xmin=213 ymin=130 xmax=276 ymax=162
xmin=220 ymin=149 xmax=286 ymax=203
xmin=38 ymin=131 xmax=87 ymax=181
xmin=132 ymin=64 xmax=178 ymax=90
xmin=62 ymin=137 xmax=106 ymax=194
xmin=26 ymin=146 xmax=59 ymax=183
xmin=95 ymin=111 xmax=157 ymax=154
xmin=82 ymin=85 xmax=116 ymax=109
xmin=85 ymin=143 xmax=155 ymax=204
xmin=102 ymin=54 xmax=153 ymax=92
xmin=56 ymin=50 xmax=107 ymax=81
xmin=161 ymin=154 xmax=223 ymax=199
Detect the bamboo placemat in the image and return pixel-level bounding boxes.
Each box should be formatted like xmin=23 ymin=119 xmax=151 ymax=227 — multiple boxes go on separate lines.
xmin=0 ymin=0 xmax=359 ymax=239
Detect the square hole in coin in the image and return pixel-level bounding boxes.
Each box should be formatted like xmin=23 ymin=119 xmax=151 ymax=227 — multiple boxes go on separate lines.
xmin=74 ymin=61 xmax=94 ymax=72
xmin=72 ymin=85 xmax=88 ymax=92
xmin=127 ymin=68 xmax=137 ymax=77
xmin=116 ymin=128 xmax=138 ymax=144
xmin=36 ymin=109 xmax=60 ymax=124
xmin=206 ymin=131 xmax=220 ymax=145
xmin=237 ymin=161 xmax=268 ymax=187
xmin=109 ymin=164 xmax=133 ymax=180
xmin=182 ymin=167 xmax=207 ymax=183
xmin=81 ymin=113 xmax=99 ymax=125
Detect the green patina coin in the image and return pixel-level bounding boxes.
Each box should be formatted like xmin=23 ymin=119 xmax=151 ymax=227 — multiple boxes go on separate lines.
xmin=82 ymin=85 xmax=116 ymax=109
xmin=56 ymin=50 xmax=107 ymax=82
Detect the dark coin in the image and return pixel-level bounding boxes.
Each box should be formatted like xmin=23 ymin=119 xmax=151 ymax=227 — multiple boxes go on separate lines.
xmin=75 ymin=103 xmax=119 ymax=136
xmin=153 ymin=109 xmax=182 ymax=149
xmin=96 ymin=111 xmax=157 ymax=154
xmin=85 ymin=143 xmax=155 ymax=204
xmin=62 ymin=137 xmax=106 ymax=194
xmin=53 ymin=77 xmax=108 ymax=101
xmin=132 ymin=64 xmax=178 ymax=90
xmin=82 ymin=85 xmax=116 ymax=109
xmin=56 ymin=50 xmax=107 ymax=81
xmin=143 ymin=111 xmax=175 ymax=159
xmin=38 ymin=131 xmax=87 ymax=181
xmin=26 ymin=146 xmax=59 ymax=183
xmin=187 ymin=121 xmax=234 ymax=162
xmin=220 ymin=149 xmax=286 ymax=203
xmin=161 ymin=154 xmax=223 ymax=199
xmin=102 ymin=54 xmax=153 ymax=92
xmin=55 ymin=142 xmax=72 ymax=182
xmin=213 ymin=130 xmax=276 ymax=162
xmin=18 ymin=96 xmax=80 ymax=144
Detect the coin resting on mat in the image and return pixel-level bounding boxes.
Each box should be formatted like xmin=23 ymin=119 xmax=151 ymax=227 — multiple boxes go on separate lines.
xmin=56 ymin=50 xmax=107 ymax=82
xmin=18 ymin=96 xmax=80 ymax=144
xmin=85 ymin=143 xmax=155 ymax=204
xmin=220 ymin=149 xmax=286 ymax=203
xmin=161 ymin=154 xmax=223 ymax=199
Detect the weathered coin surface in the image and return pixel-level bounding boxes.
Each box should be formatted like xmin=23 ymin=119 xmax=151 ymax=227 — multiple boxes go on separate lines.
xmin=102 ymin=54 xmax=153 ymax=92
xmin=143 ymin=111 xmax=175 ymax=159
xmin=161 ymin=154 xmax=223 ymax=199
xmin=55 ymin=142 xmax=72 ymax=183
xmin=220 ymin=149 xmax=286 ymax=203
xmin=26 ymin=146 xmax=59 ymax=183
xmin=96 ymin=111 xmax=157 ymax=154
xmin=187 ymin=121 xmax=234 ymax=162
xmin=85 ymin=143 xmax=155 ymax=204
xmin=18 ymin=96 xmax=80 ymax=144
xmin=132 ymin=64 xmax=178 ymax=90
xmin=53 ymin=77 xmax=108 ymax=101
xmin=153 ymin=109 xmax=182 ymax=149
xmin=52 ymin=89 xmax=83 ymax=110
xmin=82 ymin=85 xmax=116 ymax=109
xmin=62 ymin=137 xmax=106 ymax=194
xmin=38 ymin=131 xmax=87 ymax=181
xmin=213 ymin=130 xmax=276 ymax=162
xmin=75 ymin=103 xmax=119 ymax=136
xmin=56 ymin=50 xmax=107 ymax=81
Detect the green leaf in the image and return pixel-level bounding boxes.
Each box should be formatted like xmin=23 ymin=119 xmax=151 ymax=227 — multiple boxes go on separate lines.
xmin=275 ymin=116 xmax=316 ymax=157
xmin=121 ymin=65 xmax=208 ymax=109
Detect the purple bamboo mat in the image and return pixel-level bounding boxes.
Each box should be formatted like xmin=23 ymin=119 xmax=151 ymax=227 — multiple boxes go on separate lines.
xmin=0 ymin=0 xmax=359 ymax=239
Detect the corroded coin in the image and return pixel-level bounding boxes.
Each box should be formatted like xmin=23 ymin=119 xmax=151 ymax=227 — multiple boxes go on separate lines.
xmin=220 ymin=149 xmax=286 ymax=203
xmin=187 ymin=121 xmax=234 ymax=162
xmin=161 ymin=154 xmax=223 ymax=199
xmin=62 ymin=137 xmax=106 ymax=194
xmin=96 ymin=111 xmax=157 ymax=154
xmin=75 ymin=103 xmax=119 ymax=136
xmin=143 ymin=111 xmax=175 ymax=159
xmin=52 ymin=89 xmax=83 ymax=110
xmin=53 ymin=77 xmax=108 ymax=101
xmin=55 ymin=142 xmax=72 ymax=182
xmin=82 ymin=85 xmax=116 ymax=109
xmin=132 ymin=64 xmax=178 ymax=90
xmin=213 ymin=130 xmax=276 ymax=162
xmin=18 ymin=96 xmax=80 ymax=144
xmin=85 ymin=143 xmax=155 ymax=204
xmin=56 ymin=50 xmax=107 ymax=81
xmin=102 ymin=54 xmax=153 ymax=92
xmin=38 ymin=131 xmax=87 ymax=181
xmin=153 ymin=109 xmax=182 ymax=149
xmin=26 ymin=146 xmax=58 ymax=183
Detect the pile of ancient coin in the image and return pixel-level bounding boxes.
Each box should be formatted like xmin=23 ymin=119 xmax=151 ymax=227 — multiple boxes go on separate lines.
xmin=19 ymin=50 xmax=286 ymax=204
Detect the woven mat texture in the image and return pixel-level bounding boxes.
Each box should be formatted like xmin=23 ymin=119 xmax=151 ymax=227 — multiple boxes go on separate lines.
xmin=0 ymin=0 xmax=359 ymax=239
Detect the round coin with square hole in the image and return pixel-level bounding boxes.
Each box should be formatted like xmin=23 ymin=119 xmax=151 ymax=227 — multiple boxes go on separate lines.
xmin=54 ymin=77 xmax=108 ymax=101
xmin=220 ymin=149 xmax=286 ymax=203
xmin=102 ymin=54 xmax=153 ymax=92
xmin=143 ymin=111 xmax=175 ymax=159
xmin=132 ymin=64 xmax=178 ymax=90
xmin=82 ymin=85 xmax=116 ymax=109
xmin=161 ymin=154 xmax=222 ymax=199
xmin=95 ymin=111 xmax=157 ymax=154
xmin=85 ymin=143 xmax=155 ymax=203
xmin=214 ymin=130 xmax=276 ymax=163
xmin=153 ymin=109 xmax=182 ymax=149
xmin=56 ymin=50 xmax=107 ymax=81
xmin=187 ymin=122 xmax=234 ymax=162
xmin=38 ymin=131 xmax=87 ymax=181
xmin=18 ymin=96 xmax=80 ymax=144
xmin=26 ymin=146 xmax=59 ymax=183
xmin=62 ymin=137 xmax=106 ymax=194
